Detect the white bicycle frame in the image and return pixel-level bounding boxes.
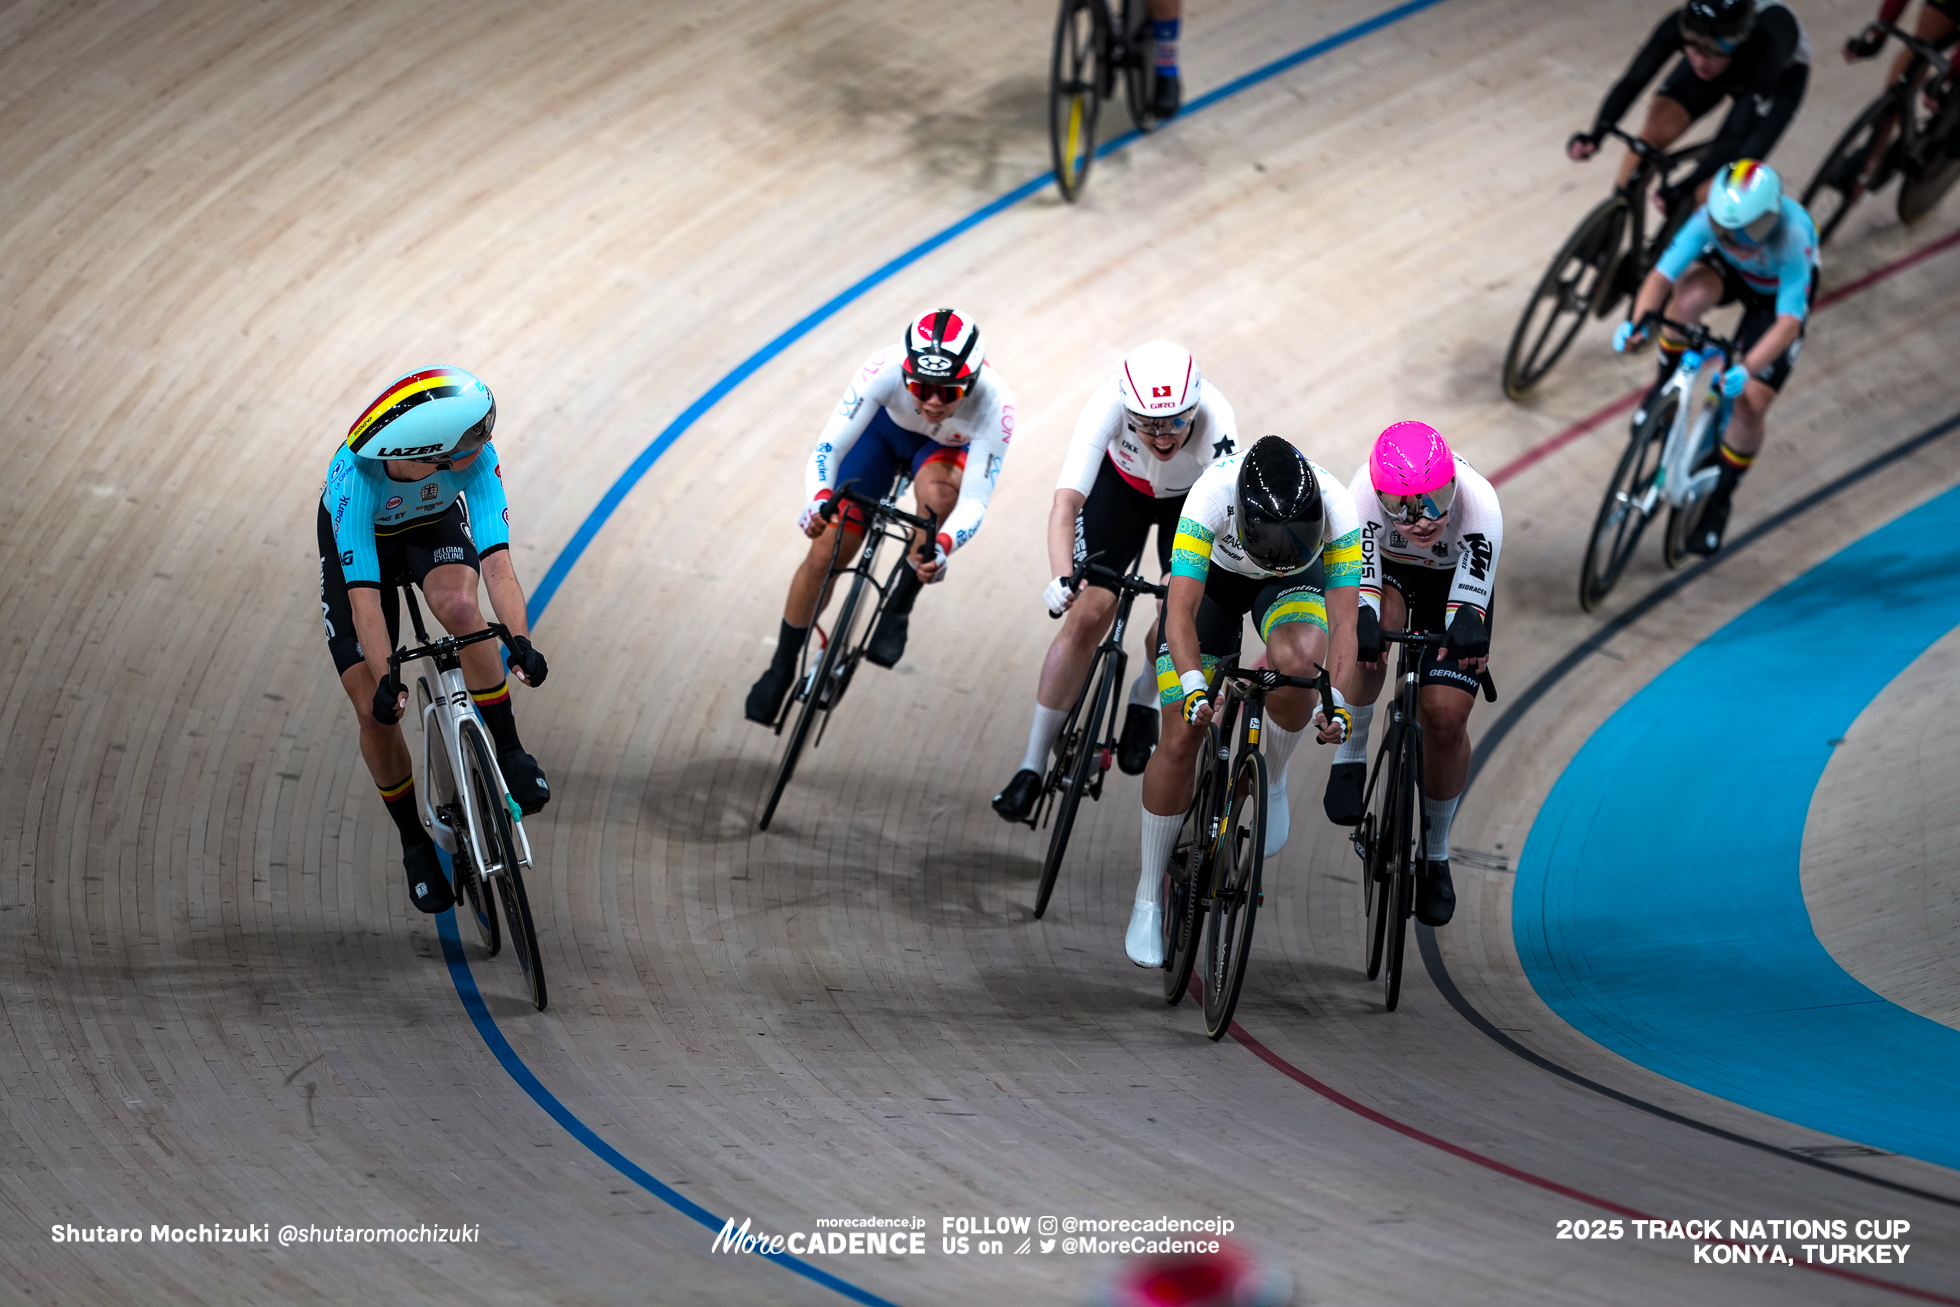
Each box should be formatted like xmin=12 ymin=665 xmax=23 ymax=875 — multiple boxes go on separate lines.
xmin=409 ymin=655 xmax=533 ymax=882
xmin=1633 ymin=345 xmax=1730 ymax=521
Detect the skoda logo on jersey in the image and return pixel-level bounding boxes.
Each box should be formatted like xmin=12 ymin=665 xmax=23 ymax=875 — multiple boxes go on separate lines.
xmin=913 ymin=354 xmax=953 ymax=376
xmin=384 ymin=496 xmax=403 ymax=509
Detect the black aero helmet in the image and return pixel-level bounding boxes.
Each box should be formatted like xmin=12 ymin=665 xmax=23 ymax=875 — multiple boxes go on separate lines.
xmin=1679 ymin=0 xmax=1755 ymax=50
xmin=1235 ymin=436 xmax=1323 ymax=573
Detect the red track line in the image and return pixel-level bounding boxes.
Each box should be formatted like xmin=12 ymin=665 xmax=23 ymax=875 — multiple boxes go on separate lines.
xmin=1486 ymin=225 xmax=1960 ymax=489
xmin=1220 ymin=1008 xmax=1960 ymax=1303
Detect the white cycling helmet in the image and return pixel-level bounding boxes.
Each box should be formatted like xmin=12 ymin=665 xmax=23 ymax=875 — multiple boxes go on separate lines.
xmin=1707 ymin=159 xmax=1783 ymax=241
xmin=1119 ymin=340 xmax=1201 ymax=419
xmin=347 ymin=366 xmax=495 ymax=461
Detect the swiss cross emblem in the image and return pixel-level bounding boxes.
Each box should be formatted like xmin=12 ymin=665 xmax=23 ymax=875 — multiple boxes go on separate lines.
xmin=1152 ymin=385 xmax=1172 ymax=398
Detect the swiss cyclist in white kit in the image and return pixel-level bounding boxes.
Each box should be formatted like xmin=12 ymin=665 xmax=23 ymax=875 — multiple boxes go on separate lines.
xmin=1322 ymin=421 xmax=1502 ymax=928
xmin=992 ymin=341 xmax=1240 ymax=820
xmin=745 ymin=309 xmax=1016 ymax=724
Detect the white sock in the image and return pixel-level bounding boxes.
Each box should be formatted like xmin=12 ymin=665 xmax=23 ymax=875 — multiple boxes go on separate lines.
xmin=1137 ymin=809 xmax=1183 ymax=906
xmin=1423 ymin=793 xmax=1460 ymax=861
xmin=1263 ymin=720 xmax=1302 ymax=792
xmin=1129 ymin=665 xmax=1158 ymax=708
xmin=1020 ymin=703 xmax=1069 ymax=775
xmin=1333 ymin=702 xmax=1375 ymax=767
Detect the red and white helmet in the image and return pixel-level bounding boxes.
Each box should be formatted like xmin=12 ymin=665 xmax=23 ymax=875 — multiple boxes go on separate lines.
xmin=903 ymin=309 xmax=985 ymax=388
xmin=1119 ymin=340 xmax=1200 ymax=418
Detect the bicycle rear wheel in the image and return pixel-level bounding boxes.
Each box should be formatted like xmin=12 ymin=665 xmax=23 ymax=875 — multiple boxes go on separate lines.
xmin=1502 ymin=195 xmax=1629 ymax=400
xmin=1202 ymin=750 xmax=1267 ymax=1040
xmin=1119 ymin=0 xmax=1159 ymax=133
xmin=1035 ymin=654 xmax=1114 ymax=919
xmin=1048 ymin=0 xmax=1105 ymax=201
xmin=1803 ymin=96 xmax=1902 ymax=244
xmin=759 ymin=570 xmax=868 ymax=831
xmin=1161 ymin=745 xmax=1216 ymax=1005
xmin=464 ymin=724 xmax=545 ymax=1010
xmin=1579 ymin=391 xmax=1671 ymax=611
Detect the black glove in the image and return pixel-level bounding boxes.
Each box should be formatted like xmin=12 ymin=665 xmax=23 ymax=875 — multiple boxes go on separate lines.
xmin=1446 ymin=606 xmax=1490 ymax=664
xmin=371 ymin=670 xmax=405 ymax=726
xmin=1567 ymin=130 xmax=1599 ymax=157
xmin=1356 ymin=603 xmax=1384 ymax=666
xmin=1845 ymin=28 xmax=1885 ymax=61
xmin=505 ymin=634 xmax=549 ymax=687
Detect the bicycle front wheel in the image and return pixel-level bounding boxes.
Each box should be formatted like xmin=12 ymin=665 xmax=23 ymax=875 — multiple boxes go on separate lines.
xmin=1202 ymin=750 xmax=1267 ymax=1040
xmin=1502 ymin=195 xmax=1629 ymax=400
xmin=1380 ymin=734 xmax=1419 ymax=1013
xmin=464 ymin=724 xmax=545 ymax=1010
xmin=1579 ymin=391 xmax=1672 ymax=611
xmin=1118 ymin=0 xmax=1159 ymax=133
xmin=1035 ymin=655 xmax=1114 ymax=919
xmin=422 ymin=678 xmax=498 ymax=954
xmin=1162 ymin=744 xmax=1216 ymax=1005
xmin=758 ymin=570 xmax=868 ymax=831
xmin=1803 ymin=96 xmax=1902 ymax=244
xmin=1048 ymin=0 xmax=1105 ymax=201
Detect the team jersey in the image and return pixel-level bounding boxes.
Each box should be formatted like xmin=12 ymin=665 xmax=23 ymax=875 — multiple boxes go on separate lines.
xmin=1170 ymin=451 xmax=1363 ymax=586
xmin=321 ymin=442 xmax=511 ymax=587
xmin=1054 ymin=376 xmax=1241 ymax=500
xmin=1348 ymin=453 xmax=1503 ymax=623
xmin=804 ymin=344 xmax=1016 ymax=553
xmin=1657 ymin=193 xmax=1819 ymax=319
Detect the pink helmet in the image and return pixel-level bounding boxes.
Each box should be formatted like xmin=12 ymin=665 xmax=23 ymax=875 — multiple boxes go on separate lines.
xmin=1369 ymin=420 xmax=1455 ymax=496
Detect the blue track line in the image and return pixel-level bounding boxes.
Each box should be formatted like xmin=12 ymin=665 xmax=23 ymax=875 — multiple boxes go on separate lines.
xmin=453 ymin=3 xmax=1452 ymax=1301
xmin=1515 ymin=484 xmax=1960 ymax=1171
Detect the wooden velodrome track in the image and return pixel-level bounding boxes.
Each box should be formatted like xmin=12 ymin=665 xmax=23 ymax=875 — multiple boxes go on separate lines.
xmin=5 ymin=0 xmax=1958 ymax=1302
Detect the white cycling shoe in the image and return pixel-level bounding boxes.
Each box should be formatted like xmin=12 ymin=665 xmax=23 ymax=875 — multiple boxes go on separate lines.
xmin=1263 ymin=771 xmax=1290 ymax=857
xmin=1125 ymin=899 xmax=1164 ymax=968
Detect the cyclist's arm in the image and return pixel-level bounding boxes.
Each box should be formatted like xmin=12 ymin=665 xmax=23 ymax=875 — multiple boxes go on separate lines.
xmin=803 ymin=350 xmax=891 ymax=501
xmin=1318 ymin=522 xmax=1363 ymax=730
xmin=1049 ymin=389 xmax=1120 ymax=577
xmin=479 ymin=549 xmax=532 ymax=645
xmin=1347 ymin=466 xmax=1386 ymax=617
xmin=1048 ymin=488 xmax=1086 ymax=580
xmin=327 ymin=461 xmax=397 ymax=689
xmin=1742 ymin=314 xmax=1804 ymax=379
xmin=1445 ymin=470 xmax=1502 ymax=628
xmin=1590 ymin=14 xmax=1680 ymax=138
xmin=1165 ymin=512 xmax=1215 ymax=688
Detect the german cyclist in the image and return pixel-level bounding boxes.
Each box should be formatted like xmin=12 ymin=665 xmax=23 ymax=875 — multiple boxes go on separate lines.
xmin=1614 ymin=158 xmax=1818 ymax=555
xmin=745 ymin=309 xmax=1015 ymax=724
xmin=992 ymin=341 xmax=1239 ymax=820
xmin=1125 ymin=436 xmax=1359 ymax=967
xmin=1321 ymin=422 xmax=1501 ymax=929
xmin=1568 ymin=1 xmax=1811 ymax=215
xmin=319 ymin=367 xmax=550 ymax=915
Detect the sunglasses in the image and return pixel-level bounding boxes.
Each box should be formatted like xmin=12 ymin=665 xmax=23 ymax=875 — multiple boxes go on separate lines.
xmin=1714 ymin=210 xmax=1781 ymax=248
xmin=1681 ymin=33 xmax=1739 ymax=57
xmin=1129 ymin=411 xmax=1193 ymax=439
xmin=905 ymin=379 xmax=969 ymax=404
xmin=1377 ymin=480 xmax=1457 ymax=525
xmin=425 ymin=415 xmax=494 ymax=468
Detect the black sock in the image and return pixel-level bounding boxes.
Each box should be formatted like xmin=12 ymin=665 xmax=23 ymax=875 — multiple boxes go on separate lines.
xmin=886 ymin=564 xmax=924 ymax=618
xmin=379 ymin=775 xmax=433 ymax=852
xmin=470 ymin=681 xmax=522 ymax=755
xmin=772 ymin=620 xmax=807 ymax=672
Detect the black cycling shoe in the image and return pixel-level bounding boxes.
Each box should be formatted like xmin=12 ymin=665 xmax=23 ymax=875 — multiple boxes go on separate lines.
xmin=1416 ymin=858 xmax=1456 ymax=928
xmin=746 ymin=663 xmax=794 ymax=725
xmin=1150 ymin=69 xmax=1182 ymax=121
xmin=1322 ymin=762 xmax=1367 ymax=827
xmin=992 ymin=768 xmax=1043 ymax=822
xmin=1116 ymin=703 xmax=1159 ymax=775
xmin=499 ymin=748 xmax=550 ymax=815
xmin=865 ymin=610 xmax=909 ymax=669
xmin=403 ymin=842 xmax=455 ymax=915
xmin=1686 ymin=491 xmax=1733 ymax=558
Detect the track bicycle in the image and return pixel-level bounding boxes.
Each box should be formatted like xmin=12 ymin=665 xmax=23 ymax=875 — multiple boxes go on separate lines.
xmin=1047 ymin=0 xmax=1164 ymax=201
xmin=756 ymin=483 xmax=938 ymax=832
xmin=391 ymin=579 xmax=547 ymax=1010
xmin=1803 ymin=20 xmax=1959 ymax=242
xmin=1352 ymin=629 xmax=1496 ymax=1012
xmin=1019 ymin=558 xmax=1166 ymax=920
xmin=1502 ymin=127 xmax=1709 ymax=400
xmin=1160 ymin=658 xmax=1335 ymax=1041
xmin=1579 ymin=315 xmax=1741 ymax=611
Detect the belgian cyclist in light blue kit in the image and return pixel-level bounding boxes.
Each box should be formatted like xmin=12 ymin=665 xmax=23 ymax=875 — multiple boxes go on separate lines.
xmin=319 ymin=367 xmax=550 ymax=915
xmin=1615 ymin=159 xmax=1818 ymax=556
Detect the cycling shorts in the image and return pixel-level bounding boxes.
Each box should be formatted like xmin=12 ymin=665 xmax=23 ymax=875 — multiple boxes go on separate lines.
xmin=1073 ymin=454 xmax=1184 ymax=593
xmin=1691 ymin=259 xmax=1817 ymax=392
xmin=318 ymin=501 xmax=480 ymax=677
xmin=1380 ymin=562 xmax=1491 ymax=697
xmin=832 ymin=407 xmax=966 ymax=528
xmin=1152 ymin=560 xmax=1326 ymax=707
